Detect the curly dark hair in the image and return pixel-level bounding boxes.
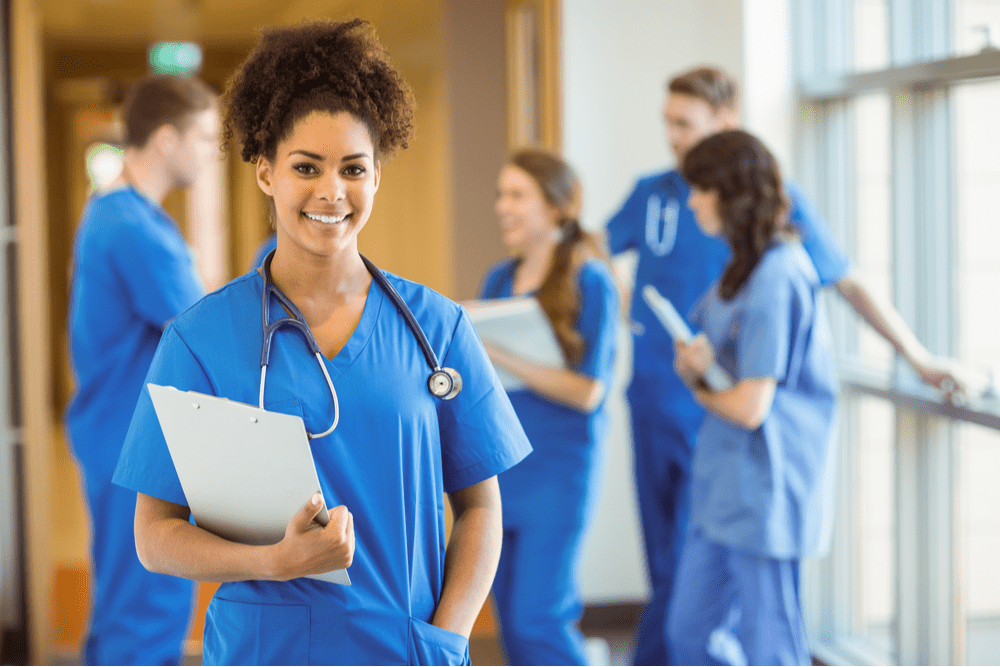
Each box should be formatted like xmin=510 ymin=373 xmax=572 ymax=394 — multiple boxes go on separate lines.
xmin=681 ymin=130 xmax=792 ymax=300
xmin=221 ymin=18 xmax=415 ymax=163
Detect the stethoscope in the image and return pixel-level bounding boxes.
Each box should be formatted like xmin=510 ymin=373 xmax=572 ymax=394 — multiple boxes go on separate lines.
xmin=259 ymin=250 xmax=462 ymax=439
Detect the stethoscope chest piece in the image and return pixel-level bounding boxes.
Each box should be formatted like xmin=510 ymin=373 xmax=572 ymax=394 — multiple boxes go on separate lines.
xmin=428 ymin=367 xmax=462 ymax=400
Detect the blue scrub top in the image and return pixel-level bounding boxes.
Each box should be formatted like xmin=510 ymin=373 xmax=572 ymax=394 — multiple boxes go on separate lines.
xmin=479 ymin=258 xmax=619 ymax=527
xmin=113 ymin=267 xmax=531 ymax=664
xmin=66 ymin=185 xmax=204 ymax=478
xmin=688 ymin=242 xmax=839 ymax=559
xmin=606 ymin=169 xmax=849 ymax=428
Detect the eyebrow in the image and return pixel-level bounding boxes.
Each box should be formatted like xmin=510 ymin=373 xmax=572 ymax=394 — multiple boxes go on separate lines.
xmin=287 ymin=150 xmax=371 ymax=162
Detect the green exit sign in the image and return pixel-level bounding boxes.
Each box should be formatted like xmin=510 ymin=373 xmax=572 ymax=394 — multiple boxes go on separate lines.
xmin=148 ymin=42 xmax=203 ymax=76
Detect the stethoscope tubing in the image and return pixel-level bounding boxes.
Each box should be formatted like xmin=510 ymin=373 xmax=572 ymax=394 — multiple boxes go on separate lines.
xmin=258 ymin=250 xmax=458 ymax=440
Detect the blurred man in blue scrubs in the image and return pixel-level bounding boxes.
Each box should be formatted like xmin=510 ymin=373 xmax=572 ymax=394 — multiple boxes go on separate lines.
xmin=65 ymin=73 xmax=218 ymax=665
xmin=607 ymin=65 xmax=975 ymax=665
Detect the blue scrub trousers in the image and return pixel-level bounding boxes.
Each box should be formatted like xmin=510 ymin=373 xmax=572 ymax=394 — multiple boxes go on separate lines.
xmin=667 ymin=527 xmax=810 ymax=666
xmin=80 ymin=465 xmax=194 ymax=665
xmin=630 ymin=411 xmax=695 ymax=665
xmin=492 ymin=523 xmax=589 ymax=665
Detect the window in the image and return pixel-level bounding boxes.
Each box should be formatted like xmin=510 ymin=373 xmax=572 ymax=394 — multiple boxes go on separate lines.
xmin=797 ymin=1 xmax=1000 ymax=664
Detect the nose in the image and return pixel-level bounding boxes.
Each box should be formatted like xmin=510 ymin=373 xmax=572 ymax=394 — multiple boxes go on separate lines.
xmin=316 ymin=171 xmax=346 ymax=202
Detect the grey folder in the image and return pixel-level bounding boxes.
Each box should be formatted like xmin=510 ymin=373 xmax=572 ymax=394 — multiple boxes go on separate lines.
xmin=146 ymin=383 xmax=351 ymax=585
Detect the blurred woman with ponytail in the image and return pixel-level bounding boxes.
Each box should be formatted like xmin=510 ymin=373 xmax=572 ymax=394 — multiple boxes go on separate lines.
xmin=478 ymin=148 xmax=619 ymax=665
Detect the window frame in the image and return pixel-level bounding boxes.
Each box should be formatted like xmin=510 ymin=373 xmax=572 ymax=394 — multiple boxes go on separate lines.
xmin=795 ymin=1 xmax=1000 ymax=664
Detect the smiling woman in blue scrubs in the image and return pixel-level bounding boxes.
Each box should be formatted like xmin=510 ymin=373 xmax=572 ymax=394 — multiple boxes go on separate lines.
xmin=668 ymin=131 xmax=839 ymax=665
xmin=113 ymin=19 xmax=530 ymax=665
xmin=478 ymin=149 xmax=619 ymax=665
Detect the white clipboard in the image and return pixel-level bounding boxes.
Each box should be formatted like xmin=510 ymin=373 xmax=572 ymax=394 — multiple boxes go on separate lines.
xmin=641 ymin=285 xmax=734 ymax=392
xmin=146 ymin=383 xmax=351 ymax=586
xmin=465 ymin=296 xmax=564 ymax=391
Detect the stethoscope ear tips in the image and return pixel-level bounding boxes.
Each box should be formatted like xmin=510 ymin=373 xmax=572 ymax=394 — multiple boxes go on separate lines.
xmin=428 ymin=368 xmax=462 ymax=400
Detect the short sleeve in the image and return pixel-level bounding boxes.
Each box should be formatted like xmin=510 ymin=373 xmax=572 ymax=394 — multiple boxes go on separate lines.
xmin=605 ymin=181 xmax=645 ymax=255
xmin=575 ymin=261 xmax=619 ymax=386
xmin=436 ymin=311 xmax=532 ymax=493
xmin=113 ymin=220 xmax=204 ymax=328
xmin=737 ymin=264 xmax=804 ymax=383
xmin=113 ymin=325 xmax=215 ymax=505
xmin=786 ymin=182 xmax=850 ymax=286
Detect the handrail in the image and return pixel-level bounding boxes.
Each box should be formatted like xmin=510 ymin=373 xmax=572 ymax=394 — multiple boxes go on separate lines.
xmin=838 ymin=356 xmax=1000 ymax=432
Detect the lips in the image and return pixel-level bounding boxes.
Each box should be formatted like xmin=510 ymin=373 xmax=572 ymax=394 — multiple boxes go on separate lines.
xmin=304 ymin=212 xmax=349 ymax=224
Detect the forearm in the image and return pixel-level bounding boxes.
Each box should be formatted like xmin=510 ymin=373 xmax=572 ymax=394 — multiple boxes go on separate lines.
xmin=693 ymin=377 xmax=776 ymax=430
xmin=487 ymin=344 xmax=604 ymax=412
xmin=433 ymin=481 xmax=503 ymax=637
xmin=137 ymin=512 xmax=279 ymax=583
xmin=835 ymin=273 xmax=931 ymax=366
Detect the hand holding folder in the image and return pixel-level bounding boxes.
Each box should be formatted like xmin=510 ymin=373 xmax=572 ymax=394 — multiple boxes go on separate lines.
xmin=641 ymin=285 xmax=733 ymax=391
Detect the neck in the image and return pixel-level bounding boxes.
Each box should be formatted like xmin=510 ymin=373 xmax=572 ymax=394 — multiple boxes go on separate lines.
xmin=268 ymin=241 xmax=370 ymax=304
xmin=115 ymin=149 xmax=174 ymax=204
xmin=513 ymin=235 xmax=559 ymax=292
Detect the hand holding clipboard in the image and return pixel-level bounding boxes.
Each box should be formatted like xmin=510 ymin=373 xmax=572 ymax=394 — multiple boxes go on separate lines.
xmin=641 ymin=285 xmax=733 ymax=391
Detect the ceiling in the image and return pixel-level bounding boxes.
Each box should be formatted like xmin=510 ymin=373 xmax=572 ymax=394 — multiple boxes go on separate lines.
xmin=39 ymin=0 xmax=439 ymax=49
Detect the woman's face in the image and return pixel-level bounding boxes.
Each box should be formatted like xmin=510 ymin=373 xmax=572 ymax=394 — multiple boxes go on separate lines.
xmin=256 ymin=110 xmax=380 ymax=259
xmin=688 ymin=186 xmax=723 ymax=236
xmin=495 ymin=165 xmax=561 ymax=254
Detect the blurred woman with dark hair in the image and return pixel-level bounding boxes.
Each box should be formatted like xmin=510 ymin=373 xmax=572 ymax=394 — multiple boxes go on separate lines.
xmin=668 ymin=130 xmax=839 ymax=665
xmin=478 ymin=148 xmax=619 ymax=665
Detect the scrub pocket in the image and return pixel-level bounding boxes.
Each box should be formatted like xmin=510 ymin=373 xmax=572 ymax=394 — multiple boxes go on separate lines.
xmin=203 ymin=597 xmax=310 ymax=666
xmin=407 ymin=617 xmax=470 ymax=666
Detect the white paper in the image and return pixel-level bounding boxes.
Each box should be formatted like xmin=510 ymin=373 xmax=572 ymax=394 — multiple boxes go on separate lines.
xmin=465 ymin=297 xmax=564 ymax=391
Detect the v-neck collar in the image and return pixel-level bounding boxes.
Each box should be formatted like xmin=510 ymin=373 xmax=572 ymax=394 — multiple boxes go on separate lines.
xmin=253 ymin=270 xmax=385 ymax=385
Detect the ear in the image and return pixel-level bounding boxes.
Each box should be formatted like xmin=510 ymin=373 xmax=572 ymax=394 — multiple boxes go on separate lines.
xmin=150 ymin=123 xmax=180 ymax=156
xmin=256 ymin=157 xmax=274 ymax=197
xmin=372 ymin=160 xmax=381 ymax=194
xmin=720 ymin=107 xmax=741 ymax=130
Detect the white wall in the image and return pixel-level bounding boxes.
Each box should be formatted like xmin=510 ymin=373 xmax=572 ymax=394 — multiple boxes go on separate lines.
xmin=562 ymin=0 xmax=795 ymax=603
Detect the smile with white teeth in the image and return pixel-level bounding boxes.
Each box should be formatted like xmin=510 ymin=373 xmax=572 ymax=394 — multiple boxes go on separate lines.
xmin=304 ymin=212 xmax=349 ymax=224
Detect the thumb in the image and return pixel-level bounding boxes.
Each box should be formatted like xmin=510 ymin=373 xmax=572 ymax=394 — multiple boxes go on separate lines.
xmin=292 ymin=492 xmax=325 ymax=532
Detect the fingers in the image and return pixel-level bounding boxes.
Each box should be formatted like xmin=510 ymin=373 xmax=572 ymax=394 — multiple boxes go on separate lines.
xmin=291 ymin=492 xmax=326 ymax=533
xmin=325 ymin=505 xmax=355 ymax=567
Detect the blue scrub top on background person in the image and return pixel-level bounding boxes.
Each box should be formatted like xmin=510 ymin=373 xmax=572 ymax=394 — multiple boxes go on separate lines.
xmin=688 ymin=242 xmax=839 ymax=559
xmin=605 ymin=168 xmax=848 ymax=665
xmin=668 ymin=241 xmax=839 ymax=666
xmin=479 ymin=258 xmax=618 ymax=526
xmin=113 ymin=267 xmax=532 ymax=666
xmin=66 ymin=185 xmax=205 ymax=665
xmin=250 ymin=233 xmax=277 ymax=270
xmin=479 ymin=257 xmax=618 ymax=666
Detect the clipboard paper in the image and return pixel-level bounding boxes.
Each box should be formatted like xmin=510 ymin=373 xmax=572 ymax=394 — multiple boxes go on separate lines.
xmin=146 ymin=383 xmax=350 ymax=585
xmin=465 ymin=296 xmax=564 ymax=391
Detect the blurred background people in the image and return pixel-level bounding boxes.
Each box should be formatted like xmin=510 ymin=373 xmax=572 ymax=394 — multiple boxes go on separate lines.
xmin=477 ymin=149 xmax=618 ymax=665
xmin=64 ymin=73 xmax=218 ymax=665
xmin=669 ymin=129 xmax=839 ymax=666
xmin=605 ymin=65 xmax=981 ymax=665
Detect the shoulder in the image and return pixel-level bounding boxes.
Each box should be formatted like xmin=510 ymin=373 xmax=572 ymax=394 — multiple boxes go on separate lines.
xmin=753 ymin=243 xmax=820 ymax=292
xmin=483 ymin=257 xmax=517 ymax=286
xmin=577 ymin=258 xmax=616 ymax=292
xmin=381 ymin=270 xmax=464 ymax=327
xmin=169 ymin=271 xmax=258 ymax=337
